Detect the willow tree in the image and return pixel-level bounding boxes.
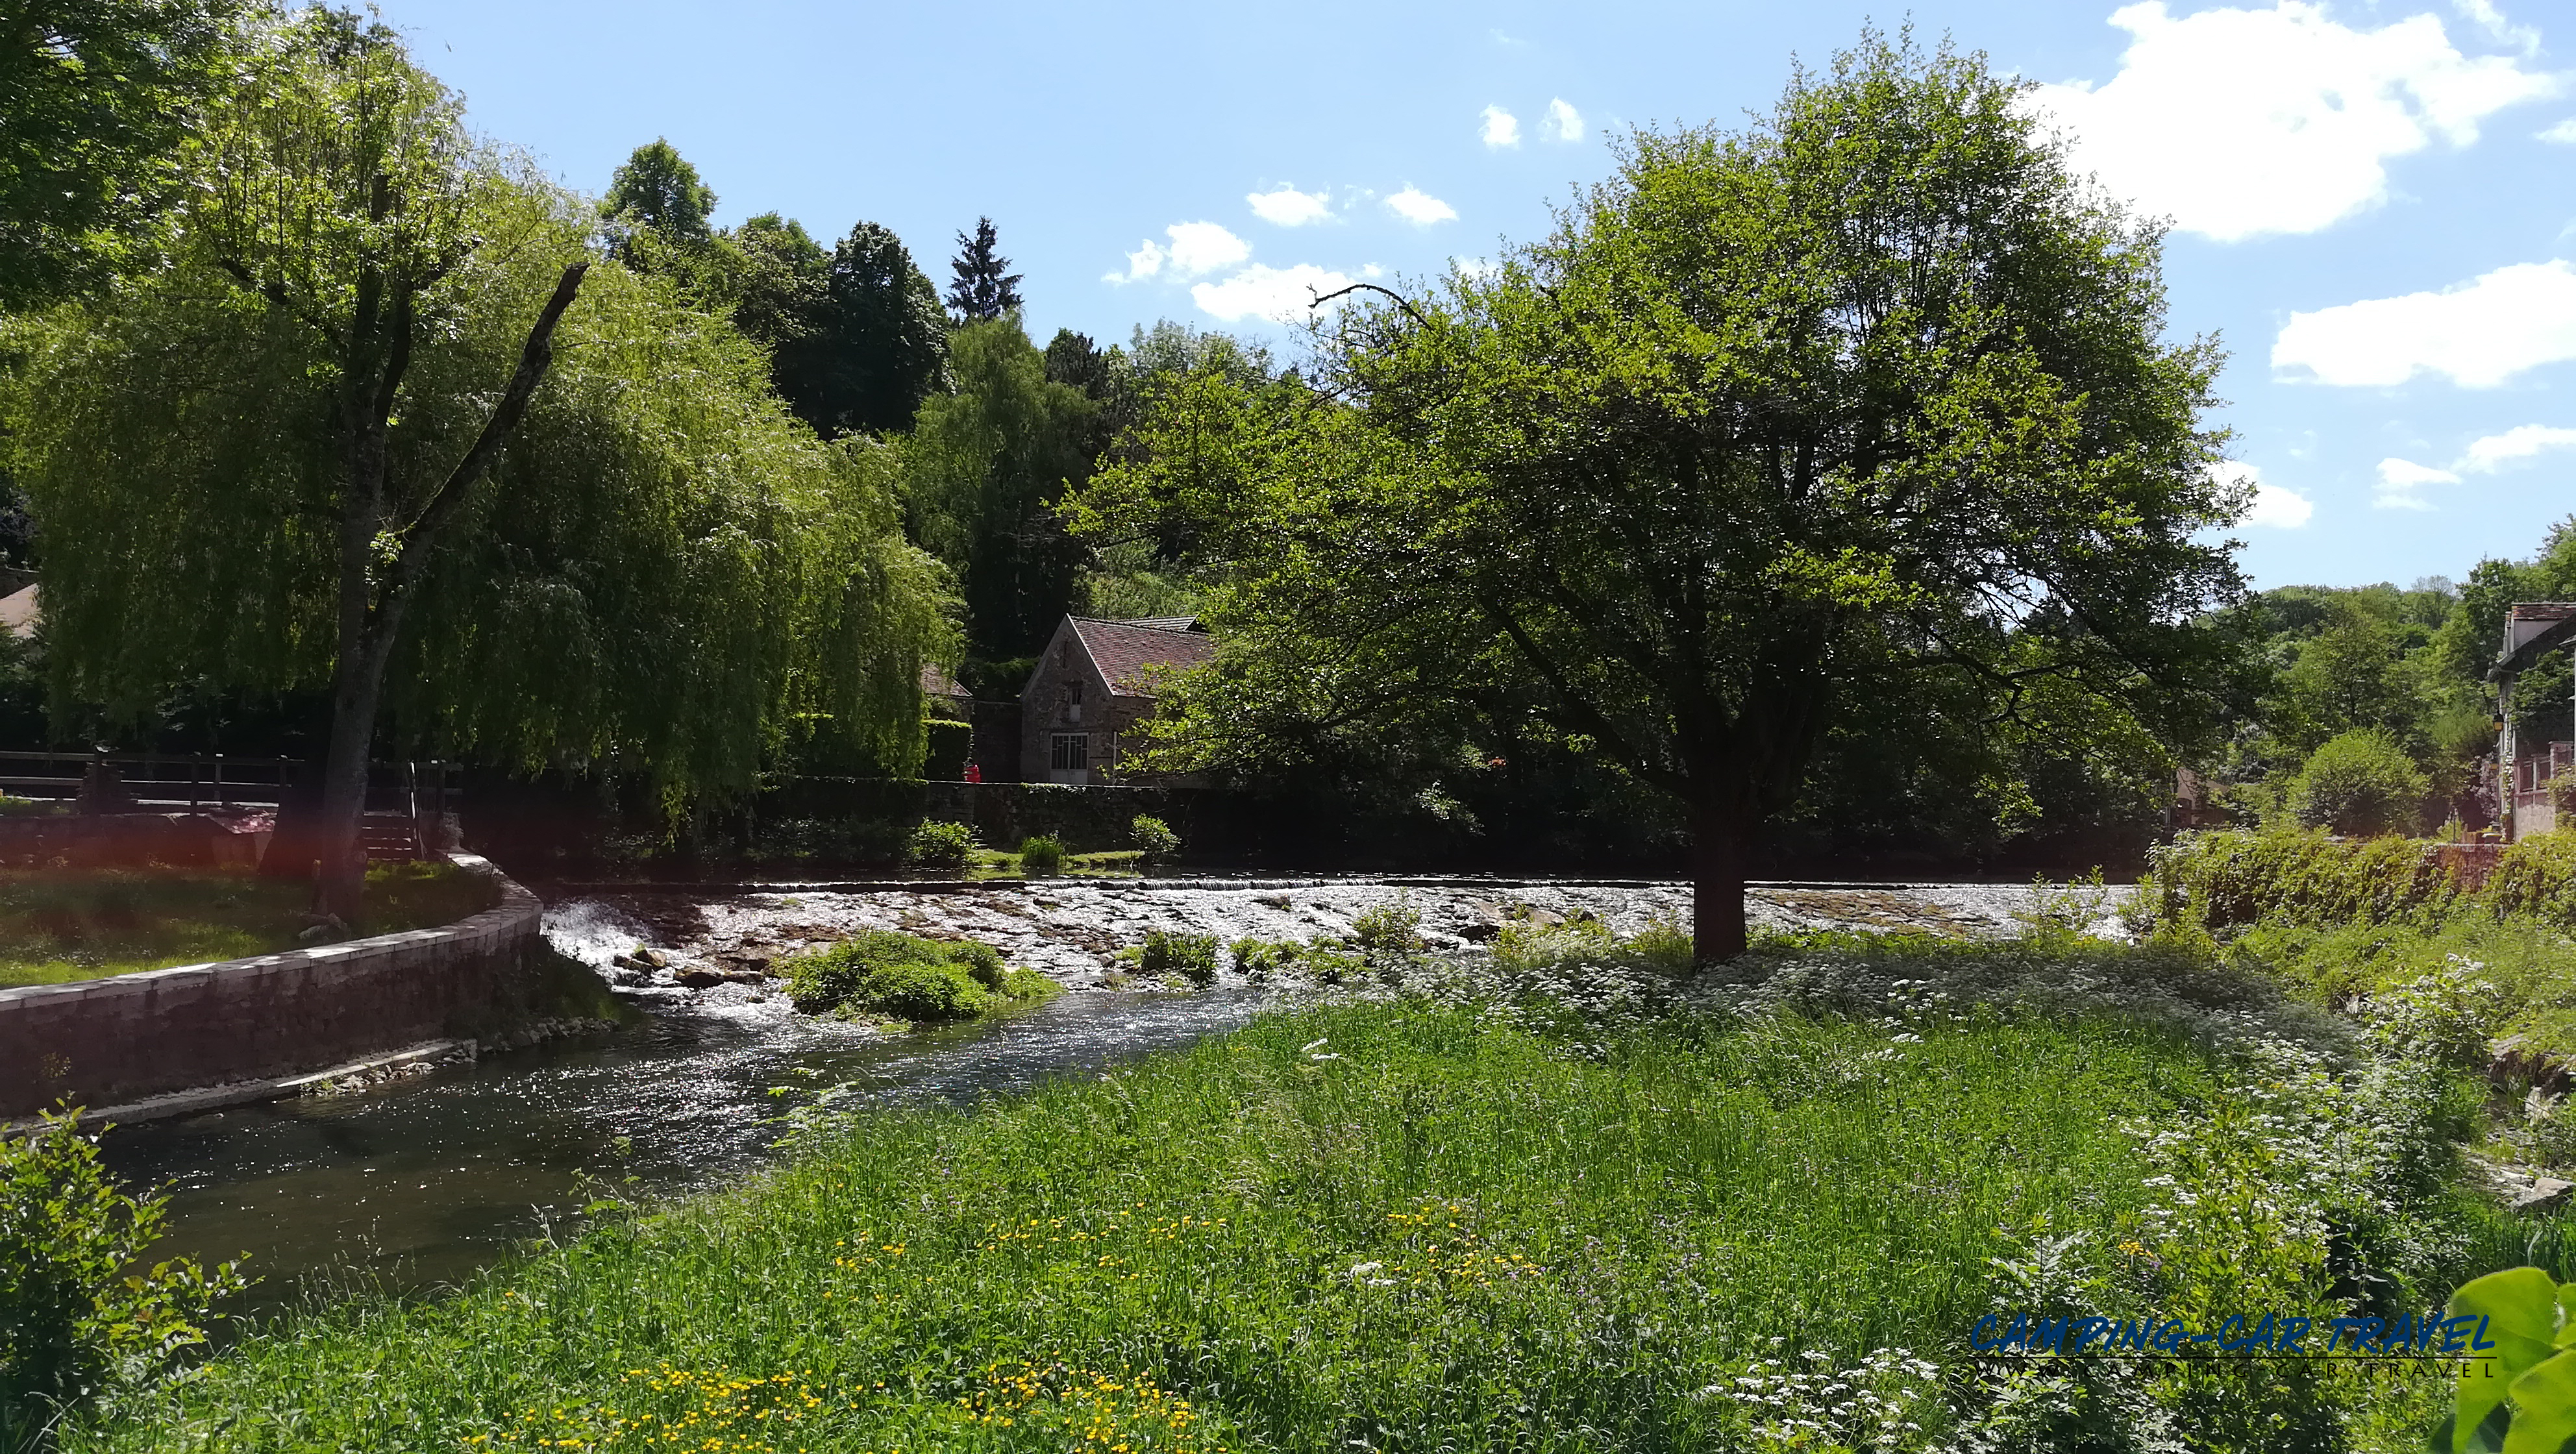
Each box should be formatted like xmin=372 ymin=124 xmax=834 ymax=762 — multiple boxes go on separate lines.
xmin=1083 ymin=32 xmax=2245 ymax=959
xmin=4 ymin=11 xmax=952 ymax=910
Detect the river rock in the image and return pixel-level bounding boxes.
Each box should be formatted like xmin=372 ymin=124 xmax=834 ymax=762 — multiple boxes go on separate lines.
xmin=674 ymin=967 xmax=725 ymax=989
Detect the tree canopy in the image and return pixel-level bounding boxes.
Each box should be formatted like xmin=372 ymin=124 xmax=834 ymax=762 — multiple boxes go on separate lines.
xmin=3 ymin=9 xmax=954 ymax=899
xmin=1082 ymin=33 xmax=2246 ymax=956
xmin=1 ymin=0 xmax=242 ymax=310
xmin=945 ymin=217 xmax=1022 ymax=323
xmin=601 ymin=137 xmax=716 ymax=243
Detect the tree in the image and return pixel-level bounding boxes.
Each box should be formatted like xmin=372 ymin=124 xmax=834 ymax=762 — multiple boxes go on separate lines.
xmin=906 ymin=319 xmax=1098 ymax=659
xmin=0 ymin=0 xmax=242 ymax=311
xmin=945 ymin=216 xmax=1022 ymax=322
xmin=802 ymin=221 xmax=948 ymax=436
xmin=600 ymin=136 xmax=716 ymax=243
xmin=1083 ymin=32 xmax=2244 ymax=959
xmin=3 ymin=12 xmax=954 ymax=909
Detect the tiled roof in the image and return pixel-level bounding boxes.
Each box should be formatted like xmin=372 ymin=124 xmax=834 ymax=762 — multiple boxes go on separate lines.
xmin=920 ymin=663 xmax=972 ymax=698
xmin=2510 ymin=604 xmax=2576 ymax=621
xmin=1068 ymin=617 xmax=1215 ymax=695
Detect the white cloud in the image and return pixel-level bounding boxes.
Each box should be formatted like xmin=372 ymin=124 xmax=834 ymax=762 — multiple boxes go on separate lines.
xmin=1386 ymin=186 xmax=1458 ymax=226
xmin=1452 ymin=255 xmax=1500 ymax=284
xmin=2542 ymin=117 xmax=2576 ymax=142
xmin=2461 ymin=423 xmax=2576 ymax=471
xmin=2216 ymin=460 xmax=2314 ymax=527
xmin=1361 ymin=263 xmax=1384 ymax=278
xmin=2453 ymin=0 xmax=2540 ymax=52
xmin=1480 ymin=105 xmax=1520 ymax=148
xmin=1247 ymin=184 xmax=1333 ymax=227
xmin=1101 ymin=238 xmax=1166 ymax=285
xmin=2376 ymin=456 xmax=2464 ymax=508
xmin=2027 ymin=2 xmax=2560 ymax=241
xmin=1191 ymin=264 xmax=1357 ymax=325
xmin=1164 ymin=221 xmax=1251 ymax=276
xmin=2273 ymin=260 xmax=2576 ymax=387
xmin=1542 ymin=98 xmax=1583 ymax=143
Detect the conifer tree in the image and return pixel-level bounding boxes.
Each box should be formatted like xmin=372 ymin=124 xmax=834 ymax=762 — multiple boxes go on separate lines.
xmin=945 ymin=217 xmax=1024 ymax=321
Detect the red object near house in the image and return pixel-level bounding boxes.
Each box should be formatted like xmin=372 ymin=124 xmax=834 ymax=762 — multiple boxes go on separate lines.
xmin=964 ymin=763 xmax=982 ymax=783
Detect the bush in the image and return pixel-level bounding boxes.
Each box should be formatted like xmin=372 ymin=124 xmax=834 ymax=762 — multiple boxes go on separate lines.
xmin=1228 ymin=937 xmax=1298 ymax=978
xmin=1130 ymin=815 xmax=1180 ymax=867
xmin=1017 ymin=835 xmax=1065 ymax=876
xmin=1140 ymin=930 xmax=1220 ymax=986
xmin=2140 ymin=828 xmax=2462 ymax=935
xmin=786 ymin=930 xmax=1021 ymax=1020
xmin=2288 ymin=729 xmax=2429 ymax=837
xmin=3 ymin=1111 xmax=242 ymax=1451
xmin=1348 ymin=897 xmax=1424 ymax=965
xmin=906 ymin=820 xmax=974 ymax=872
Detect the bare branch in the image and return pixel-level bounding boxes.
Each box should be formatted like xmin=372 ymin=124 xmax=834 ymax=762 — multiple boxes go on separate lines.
xmin=1309 ymin=282 xmax=1434 ymax=330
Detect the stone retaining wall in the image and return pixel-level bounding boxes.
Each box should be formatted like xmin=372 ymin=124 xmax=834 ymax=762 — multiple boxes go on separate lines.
xmin=0 ymin=853 xmax=544 ymax=1118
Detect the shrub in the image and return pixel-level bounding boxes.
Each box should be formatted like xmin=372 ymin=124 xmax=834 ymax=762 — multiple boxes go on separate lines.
xmin=786 ymin=930 xmax=1018 ymax=1020
xmin=1228 ymin=937 xmax=1298 ymax=978
xmin=2139 ymin=828 xmax=2460 ymax=934
xmin=1130 ymin=815 xmax=1180 ymax=866
xmin=906 ymin=820 xmax=974 ymax=872
xmin=1017 ymin=835 xmax=1065 ymax=876
xmin=1140 ymin=930 xmax=1220 ymax=986
xmin=2288 ymin=729 xmax=2429 ymax=837
xmin=3 ymin=1111 xmax=243 ymax=1451
xmin=1348 ymin=897 xmax=1424 ymax=965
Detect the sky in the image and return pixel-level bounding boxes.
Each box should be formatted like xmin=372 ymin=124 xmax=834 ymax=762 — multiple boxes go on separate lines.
xmin=375 ymin=0 xmax=2576 ymax=592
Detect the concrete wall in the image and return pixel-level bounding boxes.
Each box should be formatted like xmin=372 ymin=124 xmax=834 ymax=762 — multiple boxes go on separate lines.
xmin=0 ymin=853 xmax=543 ymax=1118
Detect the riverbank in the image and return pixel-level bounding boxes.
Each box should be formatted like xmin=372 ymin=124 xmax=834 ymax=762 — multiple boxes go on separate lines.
xmin=63 ymin=926 xmax=2556 ymax=1453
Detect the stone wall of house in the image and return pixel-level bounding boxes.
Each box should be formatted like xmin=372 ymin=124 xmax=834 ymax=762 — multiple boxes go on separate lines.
xmin=0 ymin=853 xmax=545 ymax=1118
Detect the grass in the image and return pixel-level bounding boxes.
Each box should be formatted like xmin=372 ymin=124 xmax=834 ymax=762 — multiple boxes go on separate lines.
xmin=961 ymin=846 xmax=1145 ymax=880
xmin=57 ymin=930 xmax=2563 ymax=1453
xmin=0 ymin=861 xmax=493 ymax=990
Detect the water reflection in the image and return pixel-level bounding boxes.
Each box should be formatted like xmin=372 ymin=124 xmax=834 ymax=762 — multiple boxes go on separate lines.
xmin=100 ymin=987 xmax=1274 ymax=1312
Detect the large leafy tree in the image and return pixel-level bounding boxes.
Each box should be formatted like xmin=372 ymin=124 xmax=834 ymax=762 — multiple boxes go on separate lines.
xmin=906 ymin=318 xmax=1098 ymax=660
xmin=4 ymin=11 xmax=952 ymax=910
xmin=1 ymin=0 xmax=242 ymax=310
xmin=599 ymin=136 xmax=715 ymax=243
xmin=1085 ymin=33 xmax=2245 ymax=958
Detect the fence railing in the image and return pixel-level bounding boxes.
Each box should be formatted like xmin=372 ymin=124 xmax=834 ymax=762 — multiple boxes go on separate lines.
xmin=0 ymin=752 xmax=458 ymax=817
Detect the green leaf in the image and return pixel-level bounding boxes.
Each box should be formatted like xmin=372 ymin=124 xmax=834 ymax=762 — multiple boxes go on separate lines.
xmin=2454 ymin=1268 xmax=2564 ymax=1449
xmin=2508 ymin=1351 xmax=2576 ymax=1453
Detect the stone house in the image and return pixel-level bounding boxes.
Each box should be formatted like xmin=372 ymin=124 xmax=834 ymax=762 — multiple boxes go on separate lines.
xmin=1019 ymin=616 xmax=1215 ymax=784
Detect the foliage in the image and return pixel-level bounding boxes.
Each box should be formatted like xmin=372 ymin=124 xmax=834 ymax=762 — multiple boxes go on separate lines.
xmin=1130 ymin=815 xmax=1180 ymax=865
xmin=1 ymin=1111 xmax=243 ymax=1452
xmin=53 ymin=930 xmax=2558 ymax=1454
xmin=905 ymin=318 xmax=1100 ymax=658
xmin=1346 ymin=897 xmax=1424 ymax=967
xmin=599 ymin=138 xmax=713 ymax=243
xmin=1016 ymin=835 xmax=1065 ymax=876
xmin=802 ymin=221 xmax=949 ymax=437
xmin=2140 ymin=828 xmax=2467 ymax=935
xmin=2427 ymin=1266 xmax=2576 ymax=1453
xmin=1137 ymin=929 xmax=1219 ymax=986
xmin=906 ymin=820 xmax=975 ymax=872
xmin=0 ymin=862 xmax=492 ymax=989
xmin=1078 ymin=32 xmax=2244 ymax=957
xmin=782 ymin=930 xmax=1042 ymax=1021
xmin=2289 ymin=729 xmax=2430 ymax=837
xmin=1 ymin=17 xmax=956 ymax=820
xmin=945 ymin=217 xmax=1024 ymax=322
xmin=0 ymin=0 xmax=243 ymax=310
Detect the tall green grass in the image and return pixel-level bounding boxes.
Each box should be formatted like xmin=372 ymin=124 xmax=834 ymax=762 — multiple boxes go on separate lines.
xmin=58 ymin=965 xmax=2551 ymax=1454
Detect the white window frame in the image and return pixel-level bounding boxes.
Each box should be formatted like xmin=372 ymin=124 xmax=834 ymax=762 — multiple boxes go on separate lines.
xmin=1050 ymin=733 xmax=1089 ymax=771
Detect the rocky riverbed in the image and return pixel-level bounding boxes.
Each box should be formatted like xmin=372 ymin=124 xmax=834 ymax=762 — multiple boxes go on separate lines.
xmin=544 ymin=878 xmax=2098 ymax=1007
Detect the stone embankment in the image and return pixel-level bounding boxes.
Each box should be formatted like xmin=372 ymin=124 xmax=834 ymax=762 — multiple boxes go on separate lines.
xmin=543 ymin=877 xmax=2070 ymax=1004
xmin=0 ymin=853 xmax=584 ymax=1123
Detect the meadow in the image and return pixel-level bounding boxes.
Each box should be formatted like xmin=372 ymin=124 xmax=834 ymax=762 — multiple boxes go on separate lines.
xmin=53 ymin=918 xmax=2562 ymax=1453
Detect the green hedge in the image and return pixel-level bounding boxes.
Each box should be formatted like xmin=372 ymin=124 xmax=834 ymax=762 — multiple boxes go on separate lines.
xmin=2142 ymin=828 xmax=2576 ymax=935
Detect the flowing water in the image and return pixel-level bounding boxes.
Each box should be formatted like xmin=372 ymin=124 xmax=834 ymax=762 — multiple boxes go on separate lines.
xmin=101 ymin=984 xmax=1273 ymax=1314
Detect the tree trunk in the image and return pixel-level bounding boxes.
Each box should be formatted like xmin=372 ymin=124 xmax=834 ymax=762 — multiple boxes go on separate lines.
xmin=1690 ymin=796 xmax=1750 ymax=964
xmin=313 ymin=620 xmax=402 ymax=920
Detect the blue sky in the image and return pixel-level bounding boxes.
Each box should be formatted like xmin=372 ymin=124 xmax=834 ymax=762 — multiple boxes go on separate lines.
xmin=380 ymin=0 xmax=2576 ymax=592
